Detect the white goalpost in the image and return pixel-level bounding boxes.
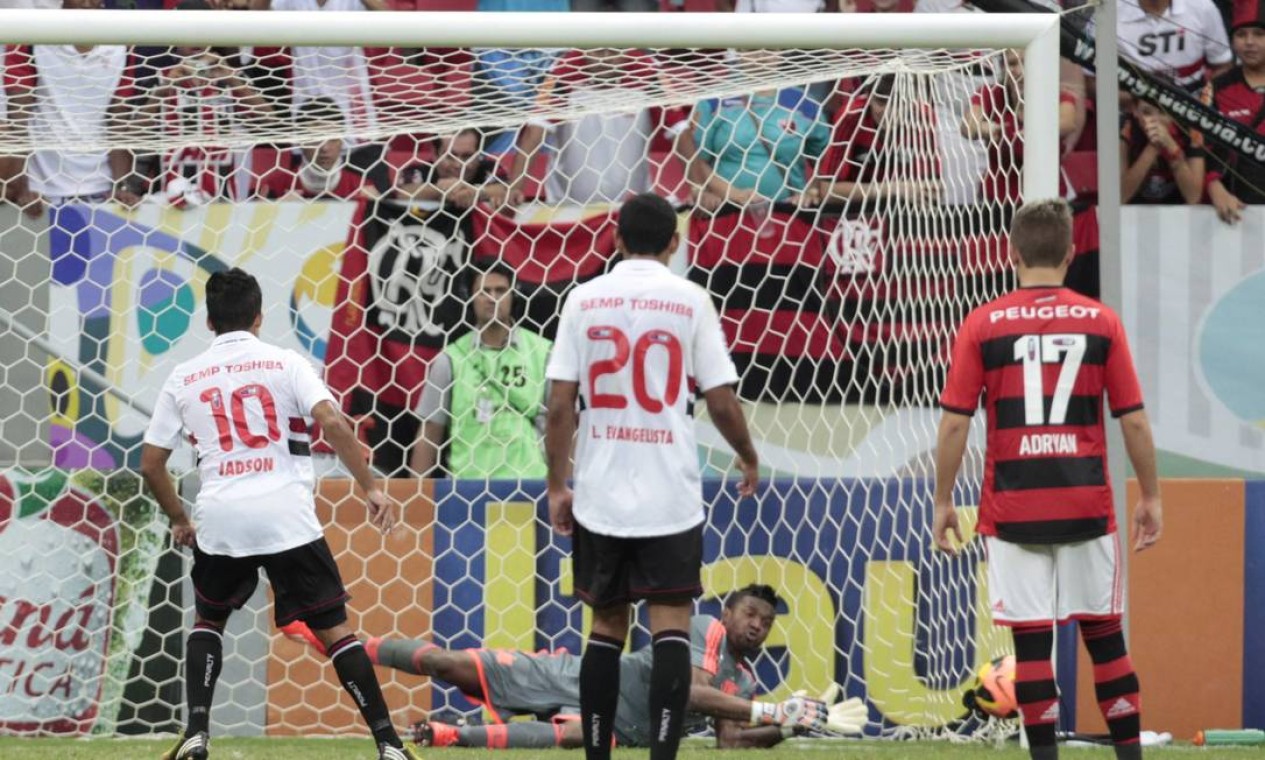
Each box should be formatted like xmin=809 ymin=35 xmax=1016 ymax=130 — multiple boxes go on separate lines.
xmin=0 ymin=9 xmax=1061 ymax=741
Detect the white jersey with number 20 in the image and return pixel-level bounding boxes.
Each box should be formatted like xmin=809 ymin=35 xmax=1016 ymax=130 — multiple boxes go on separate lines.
xmin=143 ymin=331 xmax=336 ymax=557
xmin=546 ymin=259 xmax=739 ymax=538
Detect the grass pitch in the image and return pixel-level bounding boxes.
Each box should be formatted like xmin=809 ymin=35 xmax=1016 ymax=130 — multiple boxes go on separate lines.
xmin=0 ymin=738 xmax=1257 ymax=760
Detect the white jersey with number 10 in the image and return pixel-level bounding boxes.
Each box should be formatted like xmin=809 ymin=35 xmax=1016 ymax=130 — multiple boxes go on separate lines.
xmin=143 ymin=331 xmax=336 ymax=557
xmin=546 ymin=259 xmax=739 ymax=538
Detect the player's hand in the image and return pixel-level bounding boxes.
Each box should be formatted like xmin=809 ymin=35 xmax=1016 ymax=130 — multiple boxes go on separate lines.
xmin=1132 ymin=494 xmax=1162 ymax=552
xmin=736 ymin=456 xmax=759 ymax=499
xmin=365 ymin=488 xmax=397 ymax=534
xmin=548 ymin=486 xmax=574 ymax=536
xmin=170 ymin=517 xmax=197 ymax=548
xmin=932 ymin=503 xmax=963 ymax=555
xmin=751 ymin=696 xmax=828 ymax=732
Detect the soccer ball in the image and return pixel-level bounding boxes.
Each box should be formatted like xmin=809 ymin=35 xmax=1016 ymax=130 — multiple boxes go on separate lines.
xmin=964 ymin=655 xmax=1018 ymax=720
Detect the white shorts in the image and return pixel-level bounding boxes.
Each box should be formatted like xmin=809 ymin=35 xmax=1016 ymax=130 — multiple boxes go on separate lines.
xmin=984 ymin=534 xmax=1124 ymax=626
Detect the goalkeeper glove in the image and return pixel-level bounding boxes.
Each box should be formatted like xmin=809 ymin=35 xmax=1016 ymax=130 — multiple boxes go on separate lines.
xmin=750 ymin=696 xmax=828 ymax=733
xmin=816 ymin=682 xmax=868 ymax=736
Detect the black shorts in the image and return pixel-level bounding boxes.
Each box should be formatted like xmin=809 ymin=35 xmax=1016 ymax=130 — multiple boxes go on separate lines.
xmin=571 ymin=522 xmax=703 ymax=609
xmin=191 ymin=538 xmax=350 ymax=629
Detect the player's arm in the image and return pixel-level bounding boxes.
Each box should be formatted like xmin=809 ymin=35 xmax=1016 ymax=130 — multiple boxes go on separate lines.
xmin=932 ymin=410 xmax=971 ymax=553
xmin=139 ymin=378 xmax=196 ymax=546
xmin=704 ymin=385 xmax=759 ymax=495
xmin=1105 ymin=317 xmax=1161 ymax=551
xmin=311 ymin=399 xmax=395 ymax=532
xmin=933 ymin=316 xmax=983 ymax=553
xmin=688 ymin=669 xmax=785 ymax=748
xmin=715 ymin=720 xmax=785 ymax=749
xmin=139 ymin=443 xmax=196 ymax=548
xmin=1119 ymin=409 xmax=1161 ymax=551
xmin=544 ymin=380 xmax=578 ymax=534
xmin=696 ymin=293 xmax=758 ymax=495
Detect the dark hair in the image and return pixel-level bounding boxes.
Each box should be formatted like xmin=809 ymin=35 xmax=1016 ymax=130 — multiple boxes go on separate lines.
xmin=470 ymin=261 xmax=515 ymax=292
xmin=206 ymin=268 xmax=263 ymax=334
xmin=295 ymin=97 xmax=345 ymax=129
xmin=617 ymin=193 xmax=677 ymax=256
xmin=437 ymin=127 xmax=485 ymax=153
xmin=725 ymin=583 xmax=781 ymax=611
xmin=1010 ymin=198 xmax=1073 ymax=269
xmin=872 ymin=74 xmax=896 ymax=100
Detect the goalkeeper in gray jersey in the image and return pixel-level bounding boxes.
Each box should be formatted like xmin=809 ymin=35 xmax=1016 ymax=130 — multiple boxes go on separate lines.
xmin=286 ymin=584 xmax=865 ymax=749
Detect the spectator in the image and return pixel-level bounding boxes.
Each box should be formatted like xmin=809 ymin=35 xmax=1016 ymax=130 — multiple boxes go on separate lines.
xmin=1120 ymin=96 xmax=1206 ymax=204
xmin=252 ymin=0 xmax=383 ymax=137
xmin=470 ymin=1 xmax=564 ymax=140
xmin=816 ymin=75 xmax=942 ymax=205
xmin=254 ymin=98 xmax=377 ymax=200
xmin=396 ymin=128 xmax=508 ymax=210
xmin=147 ymin=38 xmax=273 ymax=204
xmin=1204 ymin=0 xmax=1265 ymax=224
xmin=1112 ymin=0 xmax=1232 ymax=93
xmin=3 ymin=0 xmax=142 ymax=214
xmin=960 ymin=49 xmax=1081 ymax=210
xmin=508 ymin=48 xmax=685 ymax=207
xmin=409 ymin=264 xmax=552 ymax=480
xmin=686 ymin=51 xmax=831 ymax=209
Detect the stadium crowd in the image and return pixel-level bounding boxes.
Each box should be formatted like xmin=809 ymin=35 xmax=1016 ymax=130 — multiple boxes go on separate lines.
xmin=0 ymin=0 xmax=1261 ymax=218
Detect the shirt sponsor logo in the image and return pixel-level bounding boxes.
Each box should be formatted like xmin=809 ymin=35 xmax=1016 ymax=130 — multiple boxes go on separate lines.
xmin=989 ymin=304 xmax=1102 ymax=323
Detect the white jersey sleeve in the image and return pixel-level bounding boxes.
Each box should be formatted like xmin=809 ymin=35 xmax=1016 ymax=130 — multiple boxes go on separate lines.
xmin=143 ymin=374 xmax=184 ymax=450
xmin=545 ymin=295 xmax=582 ymax=383
xmin=692 ymin=289 xmax=740 ymax=393
xmin=289 ymin=350 xmax=337 ymax=417
xmin=1201 ymin=0 xmax=1233 ymax=66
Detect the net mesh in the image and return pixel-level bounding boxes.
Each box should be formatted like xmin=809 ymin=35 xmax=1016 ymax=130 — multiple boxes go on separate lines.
xmin=0 ymin=38 xmax=1030 ymax=740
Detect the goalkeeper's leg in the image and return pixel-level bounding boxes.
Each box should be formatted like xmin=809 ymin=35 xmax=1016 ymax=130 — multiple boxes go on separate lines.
xmin=1080 ymin=617 xmax=1142 ymax=760
xmin=416 ymin=719 xmax=583 ymax=749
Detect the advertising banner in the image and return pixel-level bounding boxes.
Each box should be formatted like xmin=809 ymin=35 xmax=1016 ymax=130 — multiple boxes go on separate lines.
xmin=0 ymin=469 xmax=164 ymax=736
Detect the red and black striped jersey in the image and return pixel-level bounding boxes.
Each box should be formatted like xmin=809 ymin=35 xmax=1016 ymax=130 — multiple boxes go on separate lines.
xmin=939 ymin=286 xmax=1144 ymax=544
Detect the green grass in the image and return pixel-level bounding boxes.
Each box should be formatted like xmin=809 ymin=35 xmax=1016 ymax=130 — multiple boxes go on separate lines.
xmin=0 ymin=738 xmax=1257 ymax=760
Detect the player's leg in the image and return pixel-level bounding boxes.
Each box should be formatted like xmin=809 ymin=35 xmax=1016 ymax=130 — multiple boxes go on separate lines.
xmin=985 ymin=537 xmax=1059 ymax=760
xmin=162 ymin=548 xmax=261 ymax=760
xmin=634 ymin=525 xmax=703 ymax=760
xmin=1059 ymin=535 xmax=1141 ymax=760
xmin=416 ymin=718 xmax=584 ymax=749
xmin=265 ymin=538 xmax=415 ymax=760
xmin=572 ymin=521 xmax=632 ymax=760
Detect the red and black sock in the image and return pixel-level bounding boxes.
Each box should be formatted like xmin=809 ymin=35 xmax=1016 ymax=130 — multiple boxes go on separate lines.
xmin=184 ymin=622 xmax=224 ymax=736
xmin=327 ymin=634 xmax=402 ymax=749
xmin=1081 ymin=618 xmax=1142 ymax=760
xmin=1012 ymin=623 xmax=1059 ymax=760
xmin=580 ymin=632 xmax=623 ymax=760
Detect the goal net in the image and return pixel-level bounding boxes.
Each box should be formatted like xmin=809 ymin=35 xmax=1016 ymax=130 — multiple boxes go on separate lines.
xmin=0 ymin=10 xmax=1058 ymax=740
